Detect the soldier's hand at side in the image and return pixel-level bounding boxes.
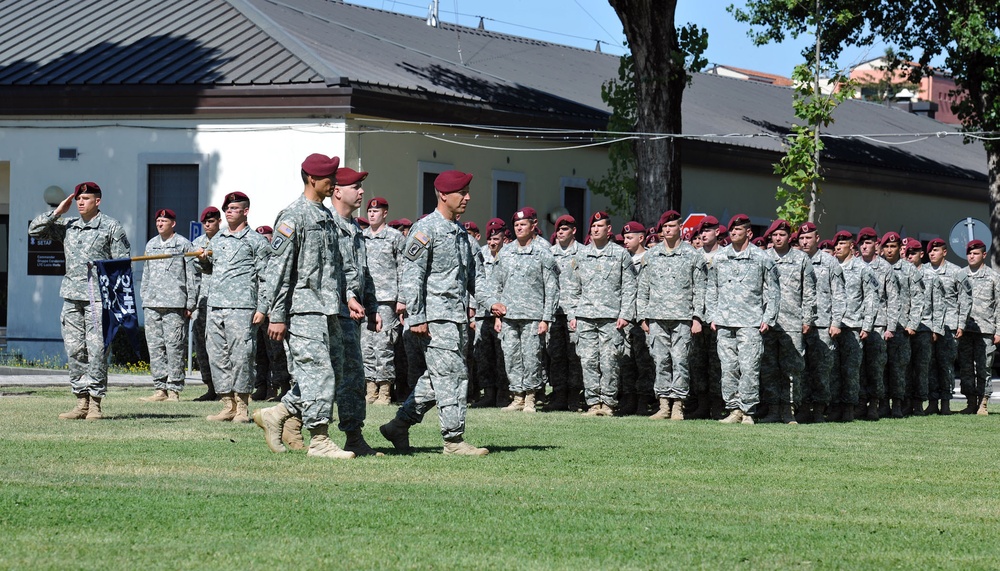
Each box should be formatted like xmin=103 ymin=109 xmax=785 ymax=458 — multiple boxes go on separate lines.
xmin=348 ymin=298 xmax=365 ymax=320
xmin=615 ymin=318 xmax=628 ymax=330
xmin=368 ymin=312 xmax=382 ymax=332
xmin=829 ymin=326 xmax=841 ymax=337
xmin=252 ymin=311 xmax=265 ymax=325
xmin=993 ymin=335 xmax=1000 ymax=345
xmin=55 ymin=193 xmax=74 ymax=216
xmin=956 ymin=328 xmax=964 ymax=339
xmin=410 ymin=323 xmax=430 ymax=338
xmin=537 ymin=321 xmax=549 ymax=335
xmin=494 ymin=319 xmax=502 ymax=333
xmin=569 ymin=319 xmax=577 ymax=331
xmin=491 ymin=303 xmax=507 ymax=317
xmin=268 ymin=322 xmax=287 ymax=341
xmin=884 ymin=330 xmax=894 ymax=340
xmin=759 ymin=323 xmax=770 ymax=333
xmin=691 ymin=319 xmax=702 ymax=335
xmin=640 ymin=320 xmax=649 ymax=334
xmin=860 ymin=330 xmax=868 ymax=340
xmin=802 ymin=324 xmax=811 ymax=335
xmin=905 ymin=328 xmax=916 ymax=336
xmin=933 ymin=332 xmax=939 ymax=342
xmin=711 ymin=322 xmax=717 ymax=332
xmin=396 ymin=302 xmax=406 ymax=316
xmin=184 ymin=309 xmax=192 ymax=319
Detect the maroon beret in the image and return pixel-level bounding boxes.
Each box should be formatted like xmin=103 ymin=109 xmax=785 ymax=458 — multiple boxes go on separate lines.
xmin=658 ymin=210 xmax=681 ymax=229
xmin=356 ymin=217 xmax=370 ymax=228
xmin=155 ymin=208 xmax=176 ymax=220
xmin=255 ymin=225 xmax=273 ymax=235
xmin=752 ymin=237 xmax=766 ymax=247
xmin=879 ymin=231 xmax=901 ymax=247
xmin=926 ymin=237 xmax=946 ymax=250
xmin=555 ymin=214 xmax=576 ymax=228
xmin=388 ymin=219 xmax=401 ymax=228
xmin=336 ymin=168 xmax=368 ymax=186
xmin=434 ymin=170 xmax=473 ymax=193
xmin=589 ymin=211 xmax=610 ymax=229
xmin=967 ymin=239 xmax=986 ymax=253
xmin=200 ymin=206 xmax=220 ymax=222
xmin=833 ymin=230 xmax=855 ymax=243
xmin=622 ymin=221 xmax=645 ymax=234
xmin=397 ymin=218 xmax=413 ymax=228
xmin=697 ymin=215 xmax=720 ymax=235
xmin=301 ymin=153 xmax=340 ymax=177
xmin=799 ymin=222 xmax=818 ymax=235
xmin=464 ymin=221 xmax=480 ymax=233
xmin=904 ymin=237 xmax=922 ymax=252
xmin=857 ymin=227 xmax=878 ymax=242
xmin=73 ymin=182 xmax=102 ymax=198
xmin=223 ymin=191 xmax=249 ymax=209
xmin=819 ymin=239 xmax=835 ymax=250
xmin=367 ymin=197 xmax=388 ymax=210
xmin=512 ymin=207 xmax=537 ymax=222
xmin=766 ymin=219 xmax=791 ymax=237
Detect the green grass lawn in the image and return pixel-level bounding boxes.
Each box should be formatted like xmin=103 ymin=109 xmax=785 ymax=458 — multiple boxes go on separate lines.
xmin=1 ymin=386 xmax=999 ymax=570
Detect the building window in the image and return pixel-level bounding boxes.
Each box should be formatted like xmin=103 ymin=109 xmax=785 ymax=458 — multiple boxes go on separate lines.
xmin=561 ymin=177 xmax=590 ymax=242
xmin=417 ymin=161 xmax=453 ymax=216
xmin=493 ymin=170 xmax=526 ymax=222
xmin=147 ymin=165 xmax=199 ymax=242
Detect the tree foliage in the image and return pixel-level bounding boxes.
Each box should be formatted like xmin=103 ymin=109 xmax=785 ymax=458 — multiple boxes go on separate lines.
xmin=591 ymin=49 xmax=638 ymax=217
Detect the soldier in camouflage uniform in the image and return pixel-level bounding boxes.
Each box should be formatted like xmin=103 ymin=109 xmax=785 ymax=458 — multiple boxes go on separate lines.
xmin=688 ymin=216 xmax=725 ymax=419
xmin=487 ymin=207 xmax=559 ymax=414
xmin=29 ymin=182 xmax=131 ymax=420
xmin=471 ymin=219 xmax=509 ymax=408
xmin=200 ymin=192 xmax=270 ymax=423
xmin=251 ymin=225 xmax=291 ymax=401
xmin=797 ymin=223 xmax=846 ymax=423
xmin=138 ymin=208 xmax=196 ymax=402
xmin=361 ymin=196 xmax=406 ymax=405
xmin=191 ymin=207 xmax=220 ymax=401
xmin=619 ymin=221 xmax=655 ymax=415
xmin=706 ymin=214 xmax=780 ymax=425
xmin=563 ymin=211 xmax=637 ymax=417
xmin=955 ymin=239 xmax=998 ymax=415
xmin=829 ymin=230 xmax=877 ymax=422
xmin=253 ymin=153 xmax=359 ymax=460
xmin=880 ymin=232 xmax=923 ymax=418
xmin=637 ymin=210 xmax=707 ymax=421
xmin=758 ymin=220 xmax=816 ymax=425
xmin=547 ymin=215 xmax=584 ymax=411
xmin=854 ymin=227 xmax=900 ymax=420
xmin=925 ymin=237 xmax=970 ymax=414
xmin=379 ymin=170 xmax=489 ymax=456
xmin=905 ymin=238 xmax=942 ymax=416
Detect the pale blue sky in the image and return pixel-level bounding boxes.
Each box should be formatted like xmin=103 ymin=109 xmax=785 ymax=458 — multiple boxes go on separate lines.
xmin=345 ymin=0 xmax=888 ymax=77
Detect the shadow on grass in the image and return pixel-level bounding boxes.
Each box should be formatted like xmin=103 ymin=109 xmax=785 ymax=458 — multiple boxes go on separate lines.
xmin=377 ymin=444 xmax=561 ymax=456
xmin=112 ymin=413 xmax=202 ymax=420
xmin=0 ymin=391 xmax=37 ymax=397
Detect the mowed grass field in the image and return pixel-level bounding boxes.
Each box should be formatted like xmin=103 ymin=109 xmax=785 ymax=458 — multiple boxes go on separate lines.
xmin=2 ymin=386 xmax=999 ymax=570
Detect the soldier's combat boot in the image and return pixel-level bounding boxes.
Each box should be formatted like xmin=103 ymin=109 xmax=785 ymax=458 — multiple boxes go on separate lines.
xmin=365 ymin=381 xmax=378 ymax=404
xmin=780 ymin=404 xmax=797 ymax=425
xmin=841 ymin=404 xmax=855 ymax=422
xmin=618 ymin=393 xmax=637 ymax=416
xmin=496 ymin=390 xmax=512 ymax=408
xmin=719 ymin=409 xmax=743 ymax=424
xmin=165 ymin=390 xmax=180 ymax=402
xmin=649 ymin=397 xmax=671 ymax=420
xmin=599 ymin=403 xmax=615 ymax=417
xmin=252 ymin=403 xmax=292 ymax=453
xmin=206 ymin=393 xmax=237 ymax=422
xmin=193 ymin=381 xmax=218 ymax=402
xmin=687 ymin=393 xmax=710 ymax=419
xmin=911 ymin=400 xmax=927 ymax=416
xmin=545 ymin=386 xmax=568 ymax=411
xmin=878 ymin=399 xmax=890 ymax=418
xmin=282 ymin=415 xmax=305 ymax=450
xmin=959 ymin=397 xmax=978 ymax=414
xmin=811 ymin=404 xmax=826 ymax=424
xmin=232 ymin=393 xmax=252 ymax=423
xmin=59 ymin=394 xmax=90 ymax=420
xmin=523 ymin=392 xmax=537 ymax=413
xmin=978 ymin=396 xmax=989 ymax=416
xmin=375 ymin=382 xmax=392 ymax=405
xmin=443 ymin=438 xmax=489 ymax=456
xmin=85 ymin=397 xmax=103 ymax=420
xmin=379 ymin=418 xmax=413 ymax=453
xmin=794 ymin=404 xmax=812 ymax=424
xmin=670 ymin=398 xmax=684 ymax=421
xmin=825 ymin=403 xmax=842 ymax=422
xmin=741 ymin=411 xmax=755 ymax=425
xmin=925 ymin=399 xmax=939 ymax=415
xmin=866 ymin=400 xmax=880 ymax=421
xmin=307 ymin=425 xmax=355 ymax=460
xmin=891 ymin=399 xmax=904 ymax=419
xmin=710 ymin=399 xmax=727 ymax=420
xmin=901 ymin=398 xmax=913 ymax=416
xmin=471 ymin=387 xmax=497 ymax=408
xmin=139 ymin=389 xmax=168 ymax=402
xmin=939 ymin=398 xmax=953 ymax=415
xmin=344 ymin=430 xmax=384 ymax=457
xmin=635 ymin=393 xmax=653 ymax=416
xmin=758 ymin=405 xmax=782 ymax=424
xmin=582 ymin=404 xmax=603 ymax=416
xmin=567 ymin=389 xmax=584 ymax=412
xmin=501 ymin=393 xmax=525 ymax=412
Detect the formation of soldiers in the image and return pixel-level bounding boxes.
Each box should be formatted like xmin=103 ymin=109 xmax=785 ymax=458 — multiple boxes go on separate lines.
xmin=29 ymin=166 xmax=998 ymax=458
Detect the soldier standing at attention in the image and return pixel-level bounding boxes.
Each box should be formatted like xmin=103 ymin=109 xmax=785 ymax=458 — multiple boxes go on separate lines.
xmin=200 ymin=192 xmax=270 ymax=423
xmin=925 ymin=237 xmax=969 ymax=415
xmin=758 ymin=219 xmax=816 ymax=425
xmin=706 ymin=214 xmax=780 ymax=425
xmin=564 ymin=212 xmax=636 ymax=417
xmin=880 ymin=232 xmax=923 ymax=418
xmin=637 ymin=210 xmax=707 ymax=421
xmin=29 ymin=182 xmax=131 ymax=420
xmin=138 ymin=208 xmax=196 ymax=402
xmin=471 ymin=219 xmax=510 ymax=408
xmin=362 ymin=196 xmax=406 ymax=406
xmin=253 ymin=153 xmax=359 ymax=460
xmin=905 ymin=238 xmax=943 ymax=416
xmin=955 ymin=239 xmax=998 ymax=415
xmin=192 ymin=207 xmax=221 ymax=401
xmin=856 ymin=228 xmax=900 ymax=420
xmin=379 ymin=170 xmax=489 ymax=456
xmin=547 ymin=215 xmax=584 ymax=411
xmin=688 ymin=216 xmax=725 ymax=419
xmin=620 ymin=221 xmax=655 ymax=415
xmin=488 ymin=207 xmax=559 ymax=414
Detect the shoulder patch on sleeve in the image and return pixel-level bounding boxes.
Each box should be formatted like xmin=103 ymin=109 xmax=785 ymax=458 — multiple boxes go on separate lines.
xmin=413 ymin=231 xmax=429 ymax=246
xmin=405 ymin=234 xmax=429 ymax=261
xmin=276 ymin=222 xmax=294 ymax=239
xmin=270 ymin=235 xmax=288 ymax=253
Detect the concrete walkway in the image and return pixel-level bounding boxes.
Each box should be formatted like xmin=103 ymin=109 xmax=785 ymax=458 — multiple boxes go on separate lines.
xmin=0 ymin=367 xmax=203 ymax=388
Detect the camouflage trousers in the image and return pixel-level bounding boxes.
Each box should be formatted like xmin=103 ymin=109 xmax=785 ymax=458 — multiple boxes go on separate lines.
xmin=255 ymin=318 xmax=290 ymax=390
xmin=281 ymin=313 xmax=342 ymax=430
xmin=547 ymin=314 xmax=582 ymax=390
xmin=362 ymin=303 xmax=400 ymax=383
xmin=831 ymin=329 xmax=862 ymax=406
xmin=907 ymin=330 xmax=933 ymax=401
xmin=395 ymin=321 xmax=469 ymax=440
xmin=884 ymin=328 xmax=911 ymax=401
xmin=61 ymin=298 xmax=108 ymax=397
xmin=958 ymin=332 xmax=996 ymax=399
xmin=206 ymin=307 xmax=257 ymax=394
xmin=860 ymin=326 xmax=887 ymax=402
xmin=576 ymin=318 xmax=625 ymax=407
xmin=646 ymin=319 xmax=691 ymax=400
xmin=689 ymin=327 xmax=721 ymax=399
xmin=760 ymin=328 xmax=805 ymax=406
xmin=402 ymin=328 xmax=427 ymax=393
xmin=716 ymin=326 xmax=761 ymax=414
xmin=621 ymin=324 xmax=654 ymax=398
xmin=334 ymin=316 xmax=366 ymax=433
xmin=802 ymin=327 xmax=834 ymax=406
xmin=473 ymin=317 xmax=507 ymax=390
xmin=143 ymin=307 xmax=188 ymax=392
xmin=499 ymin=318 xmax=544 ymax=393
xmin=930 ymin=327 xmax=958 ymax=401
xmin=192 ymin=299 xmax=212 ymax=383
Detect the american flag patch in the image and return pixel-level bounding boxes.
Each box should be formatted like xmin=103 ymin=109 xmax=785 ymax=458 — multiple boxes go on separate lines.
xmin=276 ymin=222 xmax=294 ymax=238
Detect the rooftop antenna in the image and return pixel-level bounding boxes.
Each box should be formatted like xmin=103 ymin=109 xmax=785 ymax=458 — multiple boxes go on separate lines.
xmin=426 ymin=0 xmax=439 ymax=27
xmin=478 ymin=16 xmax=484 ymax=30
xmin=595 ymin=41 xmax=601 ymax=53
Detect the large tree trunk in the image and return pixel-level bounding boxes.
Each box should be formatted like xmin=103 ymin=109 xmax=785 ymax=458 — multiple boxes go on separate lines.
xmin=610 ymin=0 xmax=685 ymax=226
xmin=987 ymin=143 xmax=1000 ymax=267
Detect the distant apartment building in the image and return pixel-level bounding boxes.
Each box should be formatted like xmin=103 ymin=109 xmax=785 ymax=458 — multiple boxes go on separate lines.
xmin=849 ymin=57 xmax=962 ymax=124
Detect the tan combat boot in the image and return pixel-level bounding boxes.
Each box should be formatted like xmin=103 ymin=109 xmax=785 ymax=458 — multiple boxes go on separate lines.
xmin=649 ymin=397 xmax=671 ymax=420
xmin=345 ymin=430 xmax=385 ymax=457
xmin=139 ymin=389 xmax=168 ymax=402
xmin=379 ymin=417 xmax=413 ymax=453
xmin=282 ymin=415 xmax=306 ymax=450
xmin=583 ymin=404 xmax=603 ymax=416
xmin=306 ymin=425 xmax=355 ymax=459
xmin=85 ymin=397 xmax=103 ymax=420
xmin=365 ymin=381 xmax=378 ymax=404
xmin=719 ymin=409 xmax=744 ymax=424
xmin=741 ymin=412 xmax=755 ymax=425
xmin=231 ymin=393 xmax=251 ymax=423
xmin=670 ymin=399 xmax=684 ymax=421
xmin=166 ymin=390 xmax=180 ymax=402
xmin=59 ymin=394 xmax=90 ymax=420
xmin=523 ymin=392 xmax=537 ymax=413
xmin=978 ymin=396 xmax=989 ymax=416
xmin=501 ymin=393 xmax=525 ymax=412
xmin=253 ymin=404 xmax=293 ymax=453
xmin=375 ymin=382 xmax=391 ymax=405
xmin=598 ymin=403 xmax=614 ymax=417
xmin=206 ymin=393 xmax=237 ymax=422
xmin=443 ymin=438 xmax=489 ymax=456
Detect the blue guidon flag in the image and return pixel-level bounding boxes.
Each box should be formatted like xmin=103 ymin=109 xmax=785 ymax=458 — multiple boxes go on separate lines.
xmin=93 ymin=258 xmax=143 ymax=355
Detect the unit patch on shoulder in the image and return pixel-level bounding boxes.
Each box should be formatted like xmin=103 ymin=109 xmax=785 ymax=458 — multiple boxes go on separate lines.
xmin=405 ymin=232 xmax=430 ymax=261
xmin=270 ymin=235 xmax=287 ymax=253
xmin=276 ymin=222 xmax=294 ymax=239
